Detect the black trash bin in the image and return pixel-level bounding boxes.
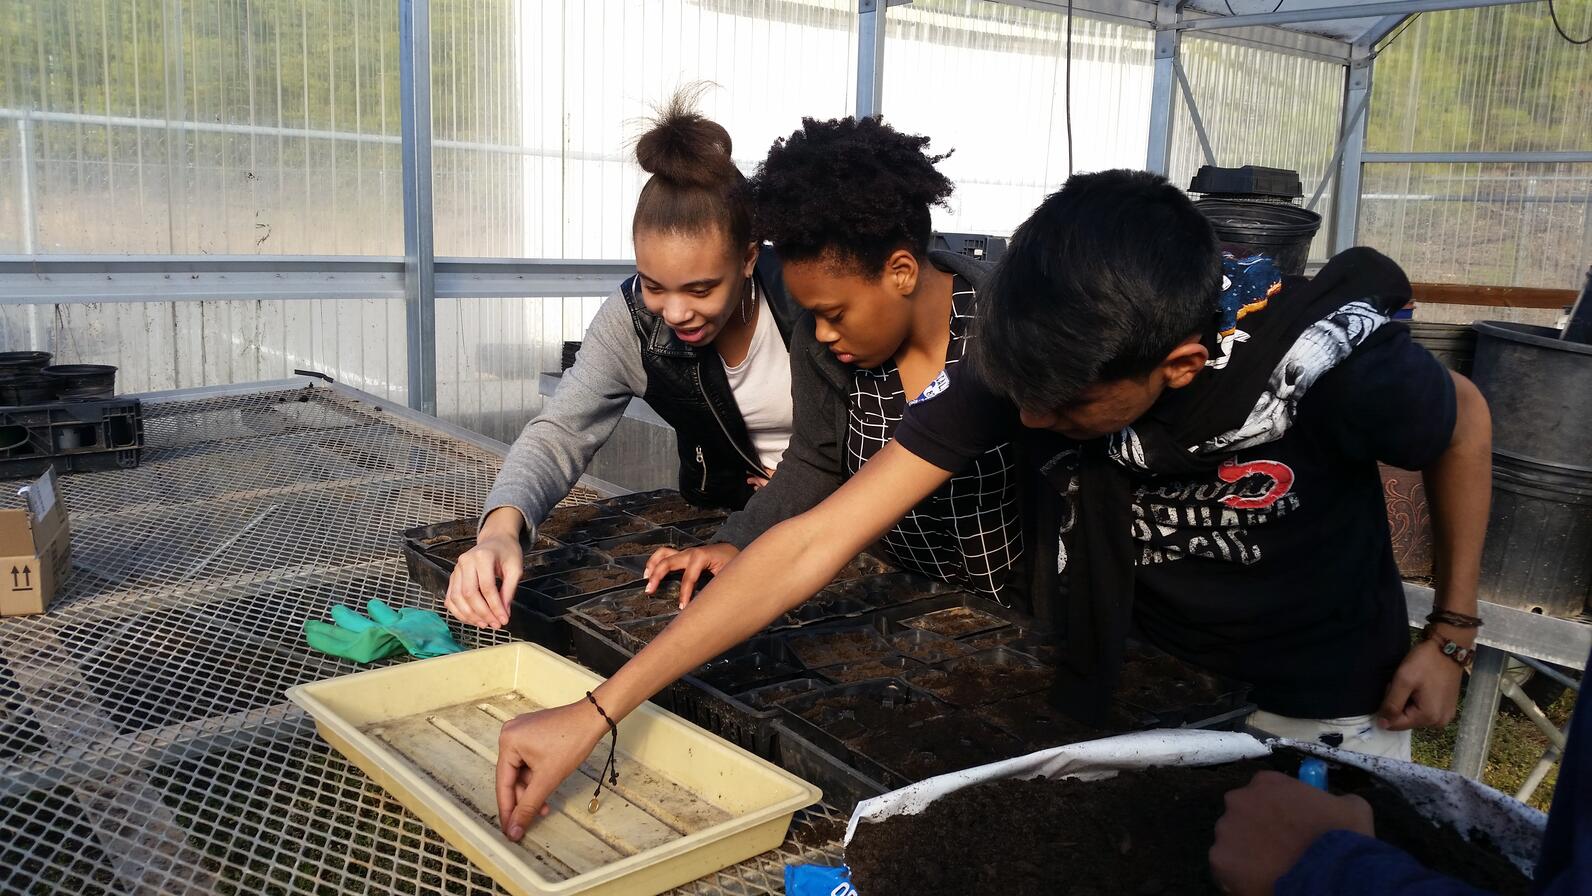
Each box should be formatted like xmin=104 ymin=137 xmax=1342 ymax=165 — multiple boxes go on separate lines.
xmin=42 ymin=364 xmax=118 ymax=401
xmin=1470 ymin=321 xmax=1592 ymax=617
xmin=1194 ymin=199 xmax=1322 ymax=277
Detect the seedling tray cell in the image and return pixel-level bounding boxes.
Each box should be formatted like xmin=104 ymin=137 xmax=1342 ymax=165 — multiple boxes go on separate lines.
xmin=525 ymin=565 xmax=643 ymax=603
xmin=885 ymin=629 xmax=974 ymax=664
xmin=573 ymin=585 xmax=685 ymax=629
xmin=784 ymin=628 xmax=895 ymax=669
xmin=595 ymin=490 xmax=730 ymax=528
xmin=905 ymin=649 xmax=1051 ymax=707
xmin=587 ymin=528 xmax=705 ymax=573
xmin=817 ymin=572 xmax=947 ymax=610
xmin=816 ymin=656 xmax=927 ymax=685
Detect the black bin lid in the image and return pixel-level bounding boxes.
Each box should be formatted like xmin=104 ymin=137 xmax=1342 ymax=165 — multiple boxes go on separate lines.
xmin=1188 ymin=165 xmax=1303 ymax=201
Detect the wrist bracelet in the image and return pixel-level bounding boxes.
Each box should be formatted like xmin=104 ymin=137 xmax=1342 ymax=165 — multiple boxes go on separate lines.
xmin=584 ymin=691 xmax=619 ymax=813
xmin=1421 ymin=624 xmax=1476 ymax=671
xmin=1426 ymin=609 xmax=1483 ymax=629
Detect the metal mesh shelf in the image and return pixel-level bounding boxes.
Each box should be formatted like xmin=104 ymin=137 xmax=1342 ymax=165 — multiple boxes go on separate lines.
xmin=0 ymin=384 xmax=843 ymax=896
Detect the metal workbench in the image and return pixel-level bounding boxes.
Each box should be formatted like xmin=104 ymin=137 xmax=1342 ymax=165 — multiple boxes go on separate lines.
xmin=0 ymin=378 xmax=843 ymax=896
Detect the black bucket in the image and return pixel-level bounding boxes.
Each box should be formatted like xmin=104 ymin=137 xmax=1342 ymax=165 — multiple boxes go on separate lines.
xmin=1194 ymin=198 xmax=1322 ymax=276
xmin=1470 ymin=321 xmax=1592 ymax=616
xmin=1406 ymin=321 xmax=1477 ymax=375
xmin=0 ymin=351 xmax=52 ymax=373
xmin=42 ymin=364 xmax=118 ymax=401
xmin=0 ymin=371 xmax=57 ymax=406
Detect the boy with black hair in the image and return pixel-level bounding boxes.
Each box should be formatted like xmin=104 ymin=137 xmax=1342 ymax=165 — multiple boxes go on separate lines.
xmin=488 ymin=170 xmax=1492 ymax=837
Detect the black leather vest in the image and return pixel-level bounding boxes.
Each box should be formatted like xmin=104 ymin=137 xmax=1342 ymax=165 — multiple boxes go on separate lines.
xmin=620 ymin=250 xmax=797 ymax=510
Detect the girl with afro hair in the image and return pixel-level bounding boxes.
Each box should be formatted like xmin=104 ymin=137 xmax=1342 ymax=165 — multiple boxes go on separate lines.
xmin=644 ymin=116 xmax=1026 ymax=608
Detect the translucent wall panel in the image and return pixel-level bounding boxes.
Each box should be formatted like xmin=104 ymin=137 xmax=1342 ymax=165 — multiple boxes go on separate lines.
xmin=1368 ymin=5 xmax=1592 ymax=155
xmin=0 ymin=0 xmax=409 ymax=255
xmin=1170 ymin=36 xmax=1344 ymax=262
xmin=0 ymin=299 xmax=407 ymax=400
xmin=431 ymin=0 xmax=859 ymax=259
xmin=1359 ymin=162 xmax=1591 ymax=291
xmin=881 ymin=1 xmax=1153 ymax=237
xmin=435 ymin=294 xmax=675 ymax=489
xmin=1363 ymin=5 xmax=1592 ymax=288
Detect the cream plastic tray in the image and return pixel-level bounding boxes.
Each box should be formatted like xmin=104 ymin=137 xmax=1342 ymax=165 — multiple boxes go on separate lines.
xmin=286 ymin=642 xmax=821 ymax=896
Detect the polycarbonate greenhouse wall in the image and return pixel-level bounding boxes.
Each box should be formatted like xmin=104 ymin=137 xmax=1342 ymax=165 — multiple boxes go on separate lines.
xmin=0 ymin=0 xmax=1588 ymax=453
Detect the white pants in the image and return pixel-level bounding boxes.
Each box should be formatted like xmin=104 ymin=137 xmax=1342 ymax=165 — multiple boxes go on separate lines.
xmin=1247 ymin=710 xmax=1412 ymax=761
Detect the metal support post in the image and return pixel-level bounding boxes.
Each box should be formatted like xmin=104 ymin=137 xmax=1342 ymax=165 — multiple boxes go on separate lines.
xmin=399 ymin=0 xmax=438 ymax=415
xmin=856 ymin=0 xmax=889 ymax=118
xmin=16 ymin=119 xmax=36 ymax=254
xmin=1451 ymin=645 xmax=1508 ymax=780
xmin=1329 ymin=44 xmax=1373 ymax=254
xmin=1173 ymin=59 xmax=1215 ymax=169
xmin=1145 ymin=1 xmax=1181 ymax=176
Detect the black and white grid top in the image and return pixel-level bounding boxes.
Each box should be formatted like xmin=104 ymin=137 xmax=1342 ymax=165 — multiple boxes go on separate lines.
xmin=843 ymin=274 xmax=1023 ymax=602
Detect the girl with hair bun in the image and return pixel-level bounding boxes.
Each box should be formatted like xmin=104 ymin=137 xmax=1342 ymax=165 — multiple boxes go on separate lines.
xmin=448 ymin=89 xmax=798 ymax=630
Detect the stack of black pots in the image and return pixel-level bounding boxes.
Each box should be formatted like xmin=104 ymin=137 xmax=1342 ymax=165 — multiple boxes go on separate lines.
xmin=0 ymin=352 xmax=118 ymax=405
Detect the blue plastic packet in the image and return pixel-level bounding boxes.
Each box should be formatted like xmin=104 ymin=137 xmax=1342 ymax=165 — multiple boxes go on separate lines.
xmin=1299 ymin=757 xmax=1329 ymax=791
xmin=785 ymin=863 xmax=858 ymax=896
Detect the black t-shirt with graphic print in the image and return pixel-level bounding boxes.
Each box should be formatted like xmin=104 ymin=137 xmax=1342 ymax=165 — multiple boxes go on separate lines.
xmin=896 ymin=322 xmax=1458 ymax=718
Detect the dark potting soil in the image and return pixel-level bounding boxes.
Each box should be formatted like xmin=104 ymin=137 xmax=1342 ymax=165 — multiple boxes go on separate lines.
xmin=823 ymin=573 xmax=939 ymax=609
xmin=602 ymin=539 xmax=686 ymax=559
xmin=536 ymin=504 xmax=607 ymax=539
xmin=819 ymin=656 xmax=924 ymax=684
xmin=580 ymin=585 xmax=682 ymax=627
xmin=779 ymin=595 xmax=870 ymax=627
xmin=530 ymin=566 xmax=638 ymax=596
xmin=852 ymin=713 xmax=1027 ymax=782
xmin=616 ymin=617 xmax=672 ymax=649
xmin=832 ymin=554 xmax=896 ymax=582
xmin=906 ymin=658 xmax=1052 ymax=707
xmin=903 ymin=606 xmax=1008 ymax=639
xmin=740 ymin=678 xmax=823 ymax=709
xmin=557 ymin=515 xmax=655 ymax=543
xmin=846 ymin=758 xmax=1532 ymax=896
xmin=887 ymin=629 xmax=974 ymax=664
xmin=974 ymin=695 xmax=1114 ymax=748
xmin=624 ymin=495 xmax=727 ymax=526
xmin=1116 ymin=649 xmax=1230 ymax=712
xmin=796 ymin=687 xmax=947 ymax=743
xmin=787 ymin=629 xmax=893 ymax=669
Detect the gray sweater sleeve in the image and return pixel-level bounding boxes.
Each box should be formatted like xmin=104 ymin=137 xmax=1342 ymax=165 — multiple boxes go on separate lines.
xmin=714 ymin=317 xmax=847 ymax=549
xmin=481 ymin=288 xmax=647 ymax=538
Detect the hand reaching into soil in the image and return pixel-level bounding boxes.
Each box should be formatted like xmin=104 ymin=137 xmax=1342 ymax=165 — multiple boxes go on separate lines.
xmin=1209 ymin=770 xmax=1374 ymax=896
xmin=445 ymin=508 xmax=526 ymax=629
xmin=1377 ymin=636 xmax=1465 ymax=731
xmin=643 ymin=543 xmax=740 ymax=607
xmin=496 ymin=701 xmax=611 ymax=841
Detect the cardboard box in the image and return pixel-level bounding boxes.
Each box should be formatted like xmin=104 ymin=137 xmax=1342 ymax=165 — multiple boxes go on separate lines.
xmin=0 ymin=470 xmax=72 ymax=617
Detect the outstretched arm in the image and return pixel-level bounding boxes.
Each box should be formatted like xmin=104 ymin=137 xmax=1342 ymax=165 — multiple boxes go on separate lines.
xmin=494 ymin=441 xmax=954 ymax=839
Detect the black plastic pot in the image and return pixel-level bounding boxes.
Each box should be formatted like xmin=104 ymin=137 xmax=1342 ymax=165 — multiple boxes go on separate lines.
xmin=42 ymin=364 xmax=118 ymax=401
xmin=0 ymin=372 xmax=57 ymax=406
xmin=0 ymin=351 xmax=53 ymax=373
xmin=1470 ymin=322 xmax=1592 ymax=617
xmin=1194 ymin=198 xmax=1322 ymax=276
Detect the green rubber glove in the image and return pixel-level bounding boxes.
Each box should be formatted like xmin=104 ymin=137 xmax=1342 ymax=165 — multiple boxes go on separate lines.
xmin=364 ymin=599 xmax=465 ymax=659
xmin=303 ymin=599 xmax=464 ymax=663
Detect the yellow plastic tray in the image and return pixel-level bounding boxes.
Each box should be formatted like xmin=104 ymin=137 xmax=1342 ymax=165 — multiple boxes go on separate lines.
xmin=286 ymin=642 xmax=821 ymax=896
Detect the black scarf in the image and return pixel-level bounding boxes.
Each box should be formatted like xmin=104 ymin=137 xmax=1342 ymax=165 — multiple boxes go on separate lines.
xmin=1047 ymin=247 xmax=1413 ymax=725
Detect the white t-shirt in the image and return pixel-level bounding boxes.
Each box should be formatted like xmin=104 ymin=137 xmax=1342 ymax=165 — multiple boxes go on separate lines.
xmin=722 ymin=287 xmax=793 ymax=472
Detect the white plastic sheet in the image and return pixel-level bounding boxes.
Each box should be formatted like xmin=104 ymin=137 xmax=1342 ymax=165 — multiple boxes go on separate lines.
xmin=844 ymin=729 xmax=1546 ymax=876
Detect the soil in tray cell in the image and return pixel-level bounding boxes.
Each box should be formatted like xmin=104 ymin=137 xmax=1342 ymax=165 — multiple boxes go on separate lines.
xmin=1116 ymin=647 xmax=1231 ymax=713
xmin=777 ymin=595 xmax=870 ymax=628
xmin=821 ymin=572 xmax=939 ymax=609
xmin=579 ymin=584 xmax=683 ymax=628
xmin=902 ymin=605 xmax=1009 ymax=639
xmin=527 ymin=565 xmax=640 ymax=600
xmin=739 ymin=677 xmax=825 ymax=709
xmin=886 ymin=629 xmax=974 ymax=664
xmin=615 ymin=616 xmax=674 ymax=650
xmin=846 ymin=756 xmax=1533 ymax=896
xmin=830 ymin=553 xmax=896 ymax=582
xmin=617 ymin=493 xmax=728 ymax=527
xmin=599 ymin=534 xmax=698 ymax=560
xmin=794 ymin=683 xmax=948 ymax=743
xmin=785 ymin=628 xmax=894 ymax=669
xmin=694 ymin=651 xmax=804 ymax=694
xmin=906 ymin=653 xmax=1052 ymax=707
xmin=818 ymin=656 xmax=925 ymax=684
xmin=553 ymin=515 xmax=657 ymax=544
xmin=853 ymin=713 xmax=1027 ymax=783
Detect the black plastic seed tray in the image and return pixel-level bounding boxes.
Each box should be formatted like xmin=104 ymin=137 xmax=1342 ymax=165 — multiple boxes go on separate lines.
xmin=830 ymin=552 xmax=899 ymax=582
xmin=886 ymin=628 xmax=975 ymax=664
xmin=586 ymin=527 xmax=705 ymax=573
xmin=775 ymin=678 xmax=959 ymax=789
xmin=782 ymin=626 xmax=895 ymax=669
xmin=571 ymin=584 xmax=684 ymax=630
xmin=774 ymin=595 xmax=873 ymax=630
xmin=868 ymin=591 xmax=1041 ymax=641
xmin=1116 ymin=642 xmax=1255 ymax=729
xmin=740 ymin=677 xmax=827 ymax=710
xmin=534 ymin=502 xmax=658 ymax=544
xmin=400 ymin=521 xmax=602 ymax=606
xmin=0 ymin=396 xmax=144 ymax=478
xmin=815 ymin=655 xmax=927 ymax=685
xmin=904 ymin=648 xmax=1051 ymax=707
xmin=595 ymin=488 xmax=731 ymax=528
xmin=523 ymin=563 xmax=642 ymax=605
xmin=770 ymin=721 xmax=888 ymax=814
xmin=816 ymin=571 xmax=949 ymax=610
